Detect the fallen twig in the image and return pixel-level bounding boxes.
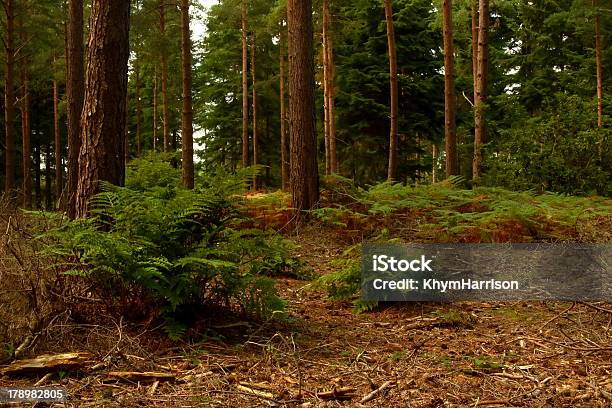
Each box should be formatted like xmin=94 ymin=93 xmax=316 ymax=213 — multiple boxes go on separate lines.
xmin=359 ymin=380 xmax=395 ymax=403
xmin=316 ymin=386 xmax=356 ymax=400
xmin=104 ymin=371 xmax=175 ymax=383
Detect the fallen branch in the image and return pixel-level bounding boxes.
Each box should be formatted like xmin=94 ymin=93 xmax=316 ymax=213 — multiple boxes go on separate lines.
xmin=1 ymin=352 xmax=94 ymax=376
xmin=105 ymin=371 xmax=175 ymax=383
xmin=359 ymin=380 xmax=395 ymax=404
xmin=579 ymin=301 xmax=612 ymax=315
xmin=236 ymin=384 xmax=274 ymax=399
xmin=316 ymin=387 xmax=356 ymax=400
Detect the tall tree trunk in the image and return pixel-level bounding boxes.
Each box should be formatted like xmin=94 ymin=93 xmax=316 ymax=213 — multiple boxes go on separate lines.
xmin=135 ymin=62 xmax=143 ymax=156
xmin=20 ymin=61 xmax=31 ymax=208
xmin=322 ymin=20 xmax=331 ymax=176
xmin=443 ymin=0 xmax=458 ymax=177
xmin=384 ymin=0 xmax=398 ymax=181
xmin=124 ymin=88 xmax=129 ymax=174
xmin=152 ymin=69 xmax=158 ymax=151
xmin=252 ymin=33 xmax=259 ymax=189
xmin=65 ymin=0 xmax=84 ymax=218
xmin=432 ymin=144 xmax=438 ymax=183
xmin=471 ymin=0 xmax=478 ymax=101
xmin=288 ymin=0 xmax=319 ymax=214
xmin=472 ymin=0 xmax=488 ymax=181
xmin=34 ymin=142 xmax=41 ymax=208
xmin=54 ymin=80 xmax=62 ymax=204
xmin=75 ymin=0 xmax=130 ymax=218
xmin=159 ymin=1 xmax=170 ymax=151
xmin=180 ymin=0 xmax=194 ymax=189
xmin=45 ymin=136 xmax=52 ymax=210
xmin=4 ymin=0 xmax=16 ymax=195
xmin=594 ymin=0 xmax=603 ymax=128
xmin=241 ymin=0 xmax=249 ymax=167
xmin=279 ymin=23 xmax=289 ymax=191
xmin=323 ymin=0 xmax=337 ymax=174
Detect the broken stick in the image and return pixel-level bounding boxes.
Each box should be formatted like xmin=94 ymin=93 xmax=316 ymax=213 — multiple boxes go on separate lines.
xmin=360 ymin=380 xmax=395 ymax=404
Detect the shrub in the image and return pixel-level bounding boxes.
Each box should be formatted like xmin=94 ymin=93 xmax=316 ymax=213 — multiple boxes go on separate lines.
xmin=43 ymin=155 xmax=290 ymax=336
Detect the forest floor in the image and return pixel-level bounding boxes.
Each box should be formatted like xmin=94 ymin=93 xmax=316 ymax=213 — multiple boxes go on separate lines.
xmin=1 ymin=191 xmax=611 ymax=407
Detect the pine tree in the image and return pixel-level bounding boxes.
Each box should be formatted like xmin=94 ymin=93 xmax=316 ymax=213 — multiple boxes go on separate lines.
xmin=180 ymin=0 xmax=195 ymax=189
xmin=288 ymin=0 xmax=319 ymax=214
xmin=75 ymin=0 xmax=131 ymax=217
xmin=384 ymin=0 xmax=398 ymax=181
xmin=65 ymin=0 xmax=84 ymax=218
xmin=442 ymin=0 xmax=458 ymax=177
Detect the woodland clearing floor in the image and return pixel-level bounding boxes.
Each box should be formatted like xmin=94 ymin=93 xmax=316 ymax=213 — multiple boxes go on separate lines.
xmin=1 ymin=227 xmax=611 ymax=408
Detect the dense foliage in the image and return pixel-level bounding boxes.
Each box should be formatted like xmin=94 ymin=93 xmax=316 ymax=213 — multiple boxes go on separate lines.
xmin=311 ymin=176 xmax=612 ymax=310
xmin=43 ymin=155 xmax=291 ymax=337
xmin=193 ymin=0 xmax=610 ymax=194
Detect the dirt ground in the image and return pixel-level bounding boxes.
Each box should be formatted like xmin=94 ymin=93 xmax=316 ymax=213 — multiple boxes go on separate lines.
xmin=1 ymin=228 xmax=611 ymax=408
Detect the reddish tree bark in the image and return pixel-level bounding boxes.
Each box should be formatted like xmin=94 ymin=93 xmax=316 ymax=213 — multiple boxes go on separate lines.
xmin=54 ymin=80 xmax=62 ymax=203
xmin=594 ymin=0 xmax=603 ymax=128
xmin=135 ymin=62 xmax=143 ymax=156
xmin=279 ymin=22 xmax=289 ymax=191
xmin=20 ymin=60 xmax=31 ymax=208
xmin=4 ymin=0 xmax=16 ymax=195
xmin=471 ymin=0 xmax=478 ymax=101
xmin=443 ymin=0 xmax=458 ymax=177
xmin=65 ymin=0 xmax=84 ymax=218
xmin=384 ymin=0 xmax=398 ymax=181
xmin=322 ymin=22 xmax=330 ymax=175
xmin=322 ymin=0 xmax=337 ymax=174
xmin=472 ymin=0 xmax=489 ymax=181
xmin=241 ymin=0 xmax=249 ymax=168
xmin=75 ymin=0 xmax=130 ymax=217
xmin=180 ymin=0 xmax=194 ymax=189
xmin=159 ymin=1 xmax=170 ymax=151
xmin=288 ymin=0 xmax=319 ymax=214
xmin=252 ymin=33 xmax=259 ymax=189
xmin=152 ymin=69 xmax=158 ymax=151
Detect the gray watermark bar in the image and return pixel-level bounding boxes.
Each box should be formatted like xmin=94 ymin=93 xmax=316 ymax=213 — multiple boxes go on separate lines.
xmin=0 ymin=387 xmax=67 ymax=403
xmin=361 ymin=243 xmax=611 ymax=302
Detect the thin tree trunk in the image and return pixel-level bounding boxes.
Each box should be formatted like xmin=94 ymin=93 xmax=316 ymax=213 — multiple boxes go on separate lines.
xmin=384 ymin=0 xmax=398 ymax=181
xmin=180 ymin=0 xmax=194 ymax=189
xmin=241 ymin=0 xmax=249 ymax=167
xmin=65 ymin=0 xmax=84 ymax=218
xmin=323 ymin=0 xmax=337 ymax=174
xmin=472 ymin=0 xmax=488 ymax=181
xmin=75 ymin=0 xmax=130 ymax=217
xmin=279 ymin=23 xmax=289 ymax=191
xmin=54 ymin=80 xmax=62 ymax=204
xmin=153 ymin=69 xmax=158 ymax=151
xmin=4 ymin=0 xmax=16 ymax=195
xmin=45 ymin=136 xmax=52 ymax=210
xmin=20 ymin=60 xmax=31 ymax=208
xmin=34 ymin=142 xmax=41 ymax=208
xmin=471 ymin=0 xmax=478 ymax=101
xmin=124 ymin=88 xmax=129 ymax=175
xmin=135 ymin=62 xmax=143 ymax=156
xmin=443 ymin=0 xmax=458 ymax=177
xmin=252 ymin=33 xmax=259 ymax=189
xmin=160 ymin=1 xmax=170 ymax=151
xmin=288 ymin=0 xmax=319 ymax=214
xmin=432 ymin=144 xmax=438 ymax=183
xmin=322 ymin=17 xmax=331 ymax=176
xmin=594 ymin=0 xmax=603 ymax=128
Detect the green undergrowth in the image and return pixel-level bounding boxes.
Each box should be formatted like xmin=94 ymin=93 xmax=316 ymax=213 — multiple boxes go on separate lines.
xmin=41 ymin=155 xmax=299 ymax=338
xmin=312 ymin=176 xmax=611 ymax=312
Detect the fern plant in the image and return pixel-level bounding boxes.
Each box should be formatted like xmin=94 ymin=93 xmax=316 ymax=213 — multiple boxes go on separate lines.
xmin=42 ymin=155 xmax=293 ymax=334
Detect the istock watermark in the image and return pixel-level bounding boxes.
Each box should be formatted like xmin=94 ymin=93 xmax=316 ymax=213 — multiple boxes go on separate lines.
xmin=361 ymin=243 xmax=611 ymax=302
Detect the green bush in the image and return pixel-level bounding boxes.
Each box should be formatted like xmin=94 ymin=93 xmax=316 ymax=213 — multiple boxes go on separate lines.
xmin=43 ymin=155 xmax=290 ymax=336
xmin=484 ymin=94 xmax=610 ymax=195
